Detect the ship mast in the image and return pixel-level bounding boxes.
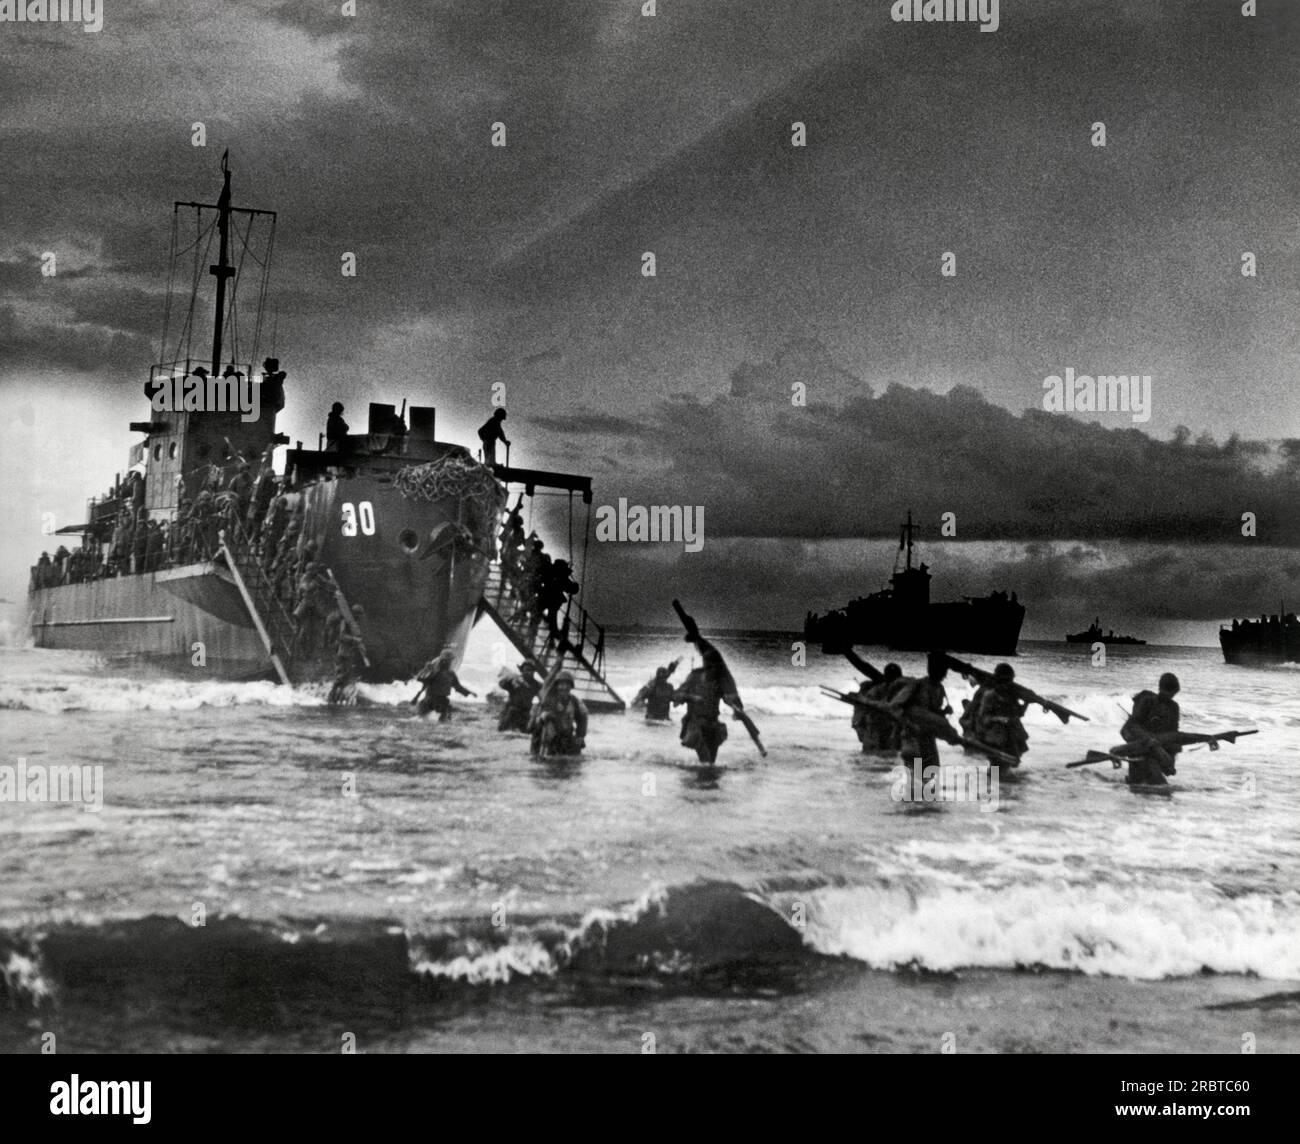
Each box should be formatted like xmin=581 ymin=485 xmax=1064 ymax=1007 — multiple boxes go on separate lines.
xmin=901 ymin=510 xmax=915 ymax=570
xmin=209 ymin=150 xmax=235 ymax=376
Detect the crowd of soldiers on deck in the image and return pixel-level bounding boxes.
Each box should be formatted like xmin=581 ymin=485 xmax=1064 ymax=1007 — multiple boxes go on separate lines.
xmin=29 ymin=452 xmax=275 ymax=589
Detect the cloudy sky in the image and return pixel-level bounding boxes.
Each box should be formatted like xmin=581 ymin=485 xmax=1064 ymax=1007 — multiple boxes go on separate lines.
xmin=1 ymin=0 xmax=1297 ymax=640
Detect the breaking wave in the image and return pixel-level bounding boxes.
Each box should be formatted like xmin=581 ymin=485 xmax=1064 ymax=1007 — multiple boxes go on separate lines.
xmin=4 ymin=877 xmax=1297 ymax=1019
xmin=783 ymin=881 xmax=1300 ymax=981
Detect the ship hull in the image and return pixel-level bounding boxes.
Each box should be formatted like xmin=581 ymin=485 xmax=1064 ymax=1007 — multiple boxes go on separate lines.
xmin=1220 ymin=627 xmax=1300 ymax=665
xmin=291 ymin=472 xmax=491 ymax=679
xmin=30 ymin=568 xmax=271 ymax=678
xmin=807 ymin=600 xmax=1025 ymax=656
xmin=1066 ymin=634 xmax=1146 ymax=645
xmin=29 ymin=470 xmax=495 ymax=682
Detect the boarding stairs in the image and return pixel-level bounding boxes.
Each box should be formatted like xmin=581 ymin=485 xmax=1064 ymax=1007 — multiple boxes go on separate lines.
xmin=478 ymin=560 xmax=625 ymax=712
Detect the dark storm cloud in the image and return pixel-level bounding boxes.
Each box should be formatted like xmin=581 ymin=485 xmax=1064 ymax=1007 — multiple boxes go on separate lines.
xmin=727 ymin=337 xmax=867 ymax=402
xmin=530 ymin=412 xmax=644 ymax=437
xmin=519 ymin=346 xmax=562 ymax=367
xmin=585 ymin=538 xmax=1300 ymax=632
xmin=0 ymin=304 xmax=151 ymax=374
xmin=573 ymin=338 xmax=1300 ymax=546
xmin=0 ymin=255 xmax=98 ymax=285
xmin=2 ymin=0 xmax=1298 ymax=611
xmin=3 ymin=0 xmax=1295 ymax=437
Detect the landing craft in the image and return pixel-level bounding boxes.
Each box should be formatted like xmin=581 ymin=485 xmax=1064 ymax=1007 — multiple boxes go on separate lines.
xmin=1219 ymin=608 xmax=1299 ymax=665
xmin=805 ymin=511 xmax=1024 ymax=655
xmin=26 ymin=157 xmax=625 ymax=709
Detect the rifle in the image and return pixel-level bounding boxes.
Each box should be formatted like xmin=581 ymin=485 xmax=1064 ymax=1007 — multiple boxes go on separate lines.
xmin=731 ymin=707 xmax=767 ymax=758
xmin=534 ymin=640 xmax=574 ymax=708
xmin=324 ymin=568 xmax=370 ymax=667
xmin=1066 ymin=729 xmax=1258 ymax=769
xmin=672 ymin=599 xmax=765 ymax=757
xmin=940 ymin=652 xmax=1087 ymax=724
xmin=672 ymin=599 xmax=700 ymax=641
xmin=528 ymin=645 xmax=574 ymax=757
xmin=840 ymin=647 xmax=885 ymax=684
xmin=820 ymin=687 xmax=1020 ymax=769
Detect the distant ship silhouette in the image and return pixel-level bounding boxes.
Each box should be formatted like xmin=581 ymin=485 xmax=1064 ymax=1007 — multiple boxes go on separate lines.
xmin=1065 ymin=618 xmax=1146 ymax=646
xmin=1220 ymin=607 xmax=1299 ymax=665
xmin=804 ymin=511 xmax=1024 ymax=655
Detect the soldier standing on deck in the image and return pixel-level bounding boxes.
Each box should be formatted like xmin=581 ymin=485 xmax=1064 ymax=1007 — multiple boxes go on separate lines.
xmin=477 ymin=409 xmax=510 ymax=465
xmin=325 ymin=402 xmax=349 ymax=451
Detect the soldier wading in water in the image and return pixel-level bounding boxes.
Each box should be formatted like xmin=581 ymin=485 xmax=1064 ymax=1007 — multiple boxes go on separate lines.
xmin=412 ymin=650 xmax=476 ymax=721
xmin=670 ymin=601 xmax=763 ymax=764
xmin=1121 ymin=672 xmax=1181 ymax=785
xmin=631 ymin=660 xmax=680 ymax=722
xmin=961 ymin=662 xmax=1029 ymax=766
xmin=530 ymin=670 xmax=588 ymax=757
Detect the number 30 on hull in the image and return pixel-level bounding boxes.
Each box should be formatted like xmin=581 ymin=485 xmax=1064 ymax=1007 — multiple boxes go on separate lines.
xmin=341 ymin=501 xmax=376 ymax=537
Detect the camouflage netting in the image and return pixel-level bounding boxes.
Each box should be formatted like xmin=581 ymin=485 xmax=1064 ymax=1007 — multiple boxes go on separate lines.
xmin=394 ymin=454 xmax=505 ymax=551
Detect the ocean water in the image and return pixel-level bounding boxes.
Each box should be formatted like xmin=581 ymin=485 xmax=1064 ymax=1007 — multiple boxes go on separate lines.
xmin=0 ymin=631 xmax=1297 ymax=1054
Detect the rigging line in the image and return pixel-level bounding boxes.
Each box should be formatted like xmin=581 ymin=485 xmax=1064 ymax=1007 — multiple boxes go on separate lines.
xmin=175 ymin=207 xmax=199 ymax=363
xmin=236 ymin=215 xmax=269 ymax=268
xmin=250 ymin=218 xmax=275 ymax=367
xmin=158 ymin=209 xmax=179 ymax=365
xmin=579 ymin=496 xmax=592 ymax=608
xmin=181 ymin=215 xmax=218 ymax=365
xmin=251 ymin=216 xmax=271 ymax=366
xmin=227 ymin=211 xmax=257 ymax=366
xmin=181 ymin=214 xmax=218 ymax=365
xmin=226 ymin=213 xmax=253 ymax=366
xmin=175 ymin=206 xmax=204 ymax=365
xmin=169 ymin=215 xmax=214 ymax=258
